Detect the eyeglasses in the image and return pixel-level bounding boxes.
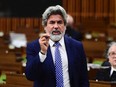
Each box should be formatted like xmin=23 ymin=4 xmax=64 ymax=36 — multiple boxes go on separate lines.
xmin=109 ymin=52 xmax=116 ymax=57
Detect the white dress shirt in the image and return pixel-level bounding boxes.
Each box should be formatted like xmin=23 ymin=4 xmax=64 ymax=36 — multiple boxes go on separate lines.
xmin=39 ymin=37 xmax=70 ymax=87
xmin=110 ymin=66 xmax=116 ymax=76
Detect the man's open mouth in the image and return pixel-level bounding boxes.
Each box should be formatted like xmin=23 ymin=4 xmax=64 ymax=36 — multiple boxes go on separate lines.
xmin=52 ymin=31 xmax=61 ymax=35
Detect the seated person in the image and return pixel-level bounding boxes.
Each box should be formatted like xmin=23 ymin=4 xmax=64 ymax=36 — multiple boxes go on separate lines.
xmin=65 ymin=14 xmax=83 ymax=41
xmin=101 ymin=46 xmax=111 ymax=67
xmin=101 ymin=58 xmax=111 ymax=66
xmin=95 ymin=42 xmax=116 ymax=81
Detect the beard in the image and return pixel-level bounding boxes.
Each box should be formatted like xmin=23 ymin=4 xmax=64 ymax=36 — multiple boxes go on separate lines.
xmin=50 ymin=29 xmax=65 ymax=42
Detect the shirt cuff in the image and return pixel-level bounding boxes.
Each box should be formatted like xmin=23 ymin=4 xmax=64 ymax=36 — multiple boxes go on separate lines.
xmin=39 ymin=52 xmax=47 ymax=62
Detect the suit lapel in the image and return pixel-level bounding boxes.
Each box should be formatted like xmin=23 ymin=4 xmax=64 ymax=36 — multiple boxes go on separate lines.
xmin=64 ymin=36 xmax=75 ymax=80
xmin=47 ymin=47 xmax=56 ymax=75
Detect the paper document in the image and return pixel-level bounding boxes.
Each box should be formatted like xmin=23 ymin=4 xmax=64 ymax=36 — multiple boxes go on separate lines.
xmin=10 ymin=32 xmax=27 ymax=48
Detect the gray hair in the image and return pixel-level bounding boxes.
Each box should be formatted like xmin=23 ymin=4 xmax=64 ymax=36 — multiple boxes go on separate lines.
xmin=42 ymin=5 xmax=67 ymax=26
xmin=104 ymin=42 xmax=116 ymax=58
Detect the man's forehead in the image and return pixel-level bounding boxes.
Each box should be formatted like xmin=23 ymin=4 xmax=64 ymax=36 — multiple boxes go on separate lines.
xmin=48 ymin=16 xmax=63 ymax=22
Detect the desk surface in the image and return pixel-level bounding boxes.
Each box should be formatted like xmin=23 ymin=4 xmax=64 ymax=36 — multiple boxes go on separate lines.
xmin=89 ymin=80 xmax=116 ymax=87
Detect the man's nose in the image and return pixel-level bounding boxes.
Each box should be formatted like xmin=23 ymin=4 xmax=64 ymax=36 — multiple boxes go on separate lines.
xmin=54 ymin=23 xmax=59 ymax=28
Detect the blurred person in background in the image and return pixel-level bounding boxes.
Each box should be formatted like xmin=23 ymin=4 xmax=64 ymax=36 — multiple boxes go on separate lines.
xmin=96 ymin=42 xmax=116 ymax=81
xmin=65 ymin=14 xmax=83 ymax=41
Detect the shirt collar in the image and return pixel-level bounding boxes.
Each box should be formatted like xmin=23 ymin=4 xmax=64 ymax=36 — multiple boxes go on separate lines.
xmin=49 ymin=36 xmax=65 ymax=47
xmin=111 ymin=66 xmax=116 ymax=71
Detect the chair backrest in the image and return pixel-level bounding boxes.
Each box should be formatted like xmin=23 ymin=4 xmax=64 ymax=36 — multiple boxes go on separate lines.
xmin=107 ymin=28 xmax=116 ymax=41
xmin=0 ymin=62 xmax=23 ymax=74
xmin=6 ymin=73 xmax=33 ymax=87
xmin=82 ymin=40 xmax=107 ymax=62
xmin=0 ymin=52 xmax=16 ymax=63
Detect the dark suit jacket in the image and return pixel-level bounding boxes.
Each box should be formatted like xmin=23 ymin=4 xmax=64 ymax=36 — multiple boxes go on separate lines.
xmin=95 ymin=67 xmax=111 ymax=81
xmin=65 ymin=26 xmax=83 ymax=41
xmin=25 ymin=36 xmax=89 ymax=87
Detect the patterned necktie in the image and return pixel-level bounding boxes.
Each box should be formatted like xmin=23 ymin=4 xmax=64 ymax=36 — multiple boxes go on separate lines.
xmin=55 ymin=42 xmax=64 ymax=87
xmin=110 ymin=71 xmax=116 ymax=81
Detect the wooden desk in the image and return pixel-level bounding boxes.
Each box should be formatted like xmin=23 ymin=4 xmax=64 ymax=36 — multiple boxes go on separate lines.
xmin=0 ymin=73 xmax=33 ymax=87
xmin=82 ymin=40 xmax=107 ymax=62
xmin=88 ymin=68 xmax=100 ymax=80
xmin=0 ymin=84 xmax=31 ymax=87
xmin=6 ymin=73 xmax=33 ymax=86
xmin=0 ymin=62 xmax=23 ymax=74
xmin=90 ymin=80 xmax=116 ymax=87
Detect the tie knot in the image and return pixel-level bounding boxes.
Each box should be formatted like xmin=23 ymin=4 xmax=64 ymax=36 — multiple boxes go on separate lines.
xmin=55 ymin=42 xmax=60 ymax=47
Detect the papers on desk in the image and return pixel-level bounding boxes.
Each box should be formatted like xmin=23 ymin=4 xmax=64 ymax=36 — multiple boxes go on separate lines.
xmin=110 ymin=81 xmax=116 ymax=83
xmin=88 ymin=63 xmax=101 ymax=70
xmin=87 ymin=63 xmax=110 ymax=71
xmin=10 ymin=32 xmax=27 ymax=48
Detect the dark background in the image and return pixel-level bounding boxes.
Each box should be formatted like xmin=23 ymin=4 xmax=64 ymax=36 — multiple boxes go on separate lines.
xmin=0 ymin=0 xmax=62 ymax=17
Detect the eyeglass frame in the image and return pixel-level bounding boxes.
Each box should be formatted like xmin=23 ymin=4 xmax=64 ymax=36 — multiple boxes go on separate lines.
xmin=108 ymin=52 xmax=116 ymax=58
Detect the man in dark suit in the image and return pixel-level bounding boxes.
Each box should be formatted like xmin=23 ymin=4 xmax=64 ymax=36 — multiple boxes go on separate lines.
xmin=96 ymin=42 xmax=116 ymax=81
xmin=25 ymin=5 xmax=89 ymax=87
xmin=65 ymin=14 xmax=83 ymax=41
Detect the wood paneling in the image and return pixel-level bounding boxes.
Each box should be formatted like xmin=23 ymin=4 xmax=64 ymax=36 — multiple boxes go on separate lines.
xmin=82 ymin=40 xmax=107 ymax=62
xmin=0 ymin=0 xmax=115 ymax=38
xmin=0 ymin=18 xmax=43 ymax=35
xmin=63 ymin=0 xmax=115 ymax=24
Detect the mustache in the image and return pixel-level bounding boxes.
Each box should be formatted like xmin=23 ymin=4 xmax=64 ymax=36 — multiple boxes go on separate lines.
xmin=51 ymin=29 xmax=61 ymax=35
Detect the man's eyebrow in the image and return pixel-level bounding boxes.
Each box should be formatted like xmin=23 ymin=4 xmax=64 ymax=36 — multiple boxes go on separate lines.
xmin=49 ymin=20 xmax=55 ymax=23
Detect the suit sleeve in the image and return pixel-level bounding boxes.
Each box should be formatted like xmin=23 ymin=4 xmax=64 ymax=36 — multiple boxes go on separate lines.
xmin=25 ymin=42 xmax=43 ymax=81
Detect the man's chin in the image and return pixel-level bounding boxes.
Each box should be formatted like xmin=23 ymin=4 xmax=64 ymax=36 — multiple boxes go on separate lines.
xmin=50 ymin=35 xmax=62 ymax=42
